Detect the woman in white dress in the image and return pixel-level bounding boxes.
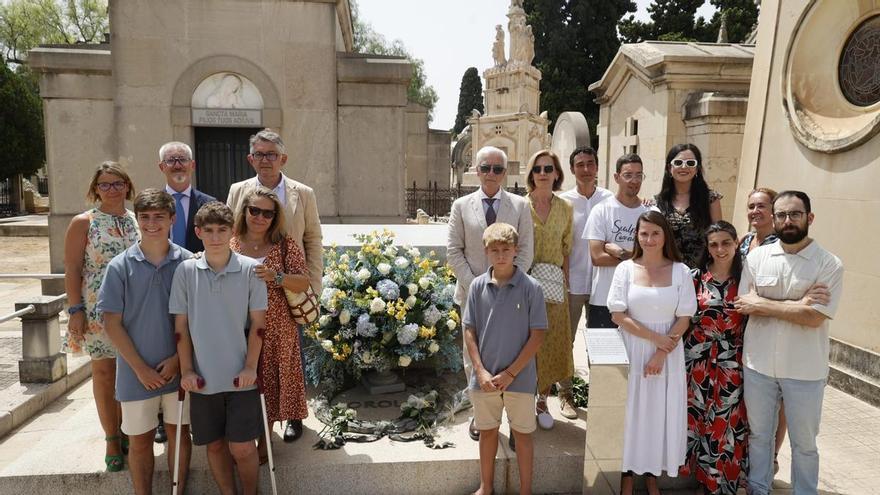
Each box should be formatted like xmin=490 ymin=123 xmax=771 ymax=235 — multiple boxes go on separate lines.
xmin=608 ymin=210 xmax=697 ymax=495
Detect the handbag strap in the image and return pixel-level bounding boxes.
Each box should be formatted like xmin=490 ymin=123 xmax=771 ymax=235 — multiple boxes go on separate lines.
xmin=280 ymin=237 xmax=288 ymax=275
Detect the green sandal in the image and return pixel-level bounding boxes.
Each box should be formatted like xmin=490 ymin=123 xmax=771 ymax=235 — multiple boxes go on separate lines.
xmin=104 ymin=435 xmax=124 ymax=472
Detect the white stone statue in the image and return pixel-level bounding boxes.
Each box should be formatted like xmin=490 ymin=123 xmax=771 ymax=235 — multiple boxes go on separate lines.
xmin=206 ymin=73 xmax=245 ymax=108
xmin=511 ymin=0 xmax=523 ymax=9
xmin=525 ymin=25 xmax=535 ymax=66
xmin=493 ymin=25 xmax=507 ymax=67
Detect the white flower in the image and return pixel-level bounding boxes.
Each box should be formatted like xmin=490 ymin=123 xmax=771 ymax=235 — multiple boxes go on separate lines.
xmin=356 ymin=268 xmax=371 ymax=281
xmin=377 ymin=262 xmax=392 ymax=275
xmin=405 ymin=295 xmax=417 ymax=308
xmin=384 ymin=246 xmax=398 ymax=257
xmin=394 ymin=256 xmax=410 ymax=269
xmin=398 ymin=355 xmax=412 ymax=367
xmin=339 ymin=309 xmax=351 ymax=325
xmin=320 ymin=340 xmax=333 ymax=352
xmin=423 ymin=305 xmax=442 ymax=327
xmin=407 ymin=283 xmax=419 ymax=296
xmin=357 ymin=251 xmax=366 ymax=261
xmin=428 ymin=341 xmax=440 ymax=354
xmin=339 ymin=253 xmax=350 ymax=263
xmin=408 ymin=247 xmax=420 ymax=258
xmin=361 ymin=351 xmax=374 ymax=364
xmin=418 ymin=277 xmax=431 ymax=290
xmin=319 ymin=315 xmax=331 ymax=327
xmin=446 ymin=319 xmax=456 ymax=330
xmin=369 ymin=297 xmax=386 ymax=314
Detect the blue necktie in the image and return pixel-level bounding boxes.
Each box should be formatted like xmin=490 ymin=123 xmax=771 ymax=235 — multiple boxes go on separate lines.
xmin=484 ymin=198 xmax=496 ymax=226
xmin=172 ymin=193 xmax=186 ymax=246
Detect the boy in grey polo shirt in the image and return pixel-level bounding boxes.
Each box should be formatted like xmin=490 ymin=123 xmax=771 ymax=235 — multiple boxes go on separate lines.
xmin=170 ymin=202 xmax=268 ymax=495
xmin=100 ymin=189 xmax=193 ymax=494
xmin=463 ymin=222 xmax=547 ymax=495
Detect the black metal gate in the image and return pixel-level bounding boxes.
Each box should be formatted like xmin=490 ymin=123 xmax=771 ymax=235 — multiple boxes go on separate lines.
xmin=0 ymin=178 xmax=13 ymax=216
xmin=194 ymin=127 xmax=260 ymax=202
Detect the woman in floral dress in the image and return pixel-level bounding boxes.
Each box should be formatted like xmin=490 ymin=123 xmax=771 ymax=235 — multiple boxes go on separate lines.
xmin=64 ymin=161 xmax=139 ymax=471
xmin=681 ymin=221 xmax=748 ymax=494
xmin=526 ymin=150 xmax=575 ymax=429
xmin=231 ymin=187 xmax=310 ymax=459
xmin=651 ymin=144 xmax=723 ymax=268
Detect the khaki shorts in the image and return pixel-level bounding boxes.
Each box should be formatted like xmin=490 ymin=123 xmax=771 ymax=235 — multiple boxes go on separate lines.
xmin=121 ymin=391 xmax=190 ymax=436
xmin=471 ymin=390 xmax=536 ymax=434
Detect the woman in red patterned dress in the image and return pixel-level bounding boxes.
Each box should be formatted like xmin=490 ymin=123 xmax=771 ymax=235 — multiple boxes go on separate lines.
xmin=680 ymin=221 xmax=748 ymax=494
xmin=231 ymin=188 xmax=310 ymax=460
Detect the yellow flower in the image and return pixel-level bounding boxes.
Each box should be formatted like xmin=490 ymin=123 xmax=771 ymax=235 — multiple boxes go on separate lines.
xmin=419 ymin=326 xmax=436 ymax=339
xmin=333 ymin=334 xmax=341 ymax=342
xmin=419 ymin=259 xmax=431 ymax=271
xmin=449 ymin=309 xmax=460 ymax=323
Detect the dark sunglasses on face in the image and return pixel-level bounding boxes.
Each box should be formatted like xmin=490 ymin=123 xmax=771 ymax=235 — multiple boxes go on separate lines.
xmin=246 ymin=205 xmax=276 ymax=219
xmin=532 ymin=165 xmax=555 ymax=174
xmin=671 ymin=159 xmax=698 ymax=168
xmin=478 ymin=164 xmax=506 ymax=175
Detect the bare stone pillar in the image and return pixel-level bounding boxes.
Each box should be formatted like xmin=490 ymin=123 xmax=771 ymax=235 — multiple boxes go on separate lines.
xmin=17 ymin=295 xmax=68 ymax=383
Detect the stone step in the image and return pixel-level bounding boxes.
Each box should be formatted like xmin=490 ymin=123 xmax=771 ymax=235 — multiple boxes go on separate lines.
xmin=829 ymin=338 xmax=880 ymax=407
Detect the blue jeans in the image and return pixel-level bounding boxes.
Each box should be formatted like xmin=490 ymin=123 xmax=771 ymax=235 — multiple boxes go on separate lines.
xmin=744 ymin=367 xmax=825 ymax=495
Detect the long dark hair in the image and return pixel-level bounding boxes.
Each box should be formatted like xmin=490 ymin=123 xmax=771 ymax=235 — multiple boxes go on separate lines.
xmin=657 ymin=143 xmax=712 ymax=230
xmin=631 ymin=210 xmax=682 ymax=262
xmin=697 ymin=221 xmax=742 ymax=282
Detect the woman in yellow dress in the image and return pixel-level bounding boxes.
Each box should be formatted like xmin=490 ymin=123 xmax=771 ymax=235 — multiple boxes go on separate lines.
xmin=526 ymin=150 xmax=575 ymax=429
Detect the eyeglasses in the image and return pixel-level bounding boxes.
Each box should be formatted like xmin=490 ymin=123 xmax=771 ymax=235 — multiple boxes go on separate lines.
xmin=671 ymin=159 xmax=698 ymax=168
xmin=163 ymin=157 xmax=190 ymax=166
xmin=251 ymin=152 xmax=281 ymax=162
xmin=478 ymin=164 xmax=506 ymax=175
xmin=96 ymin=181 xmax=127 ymax=192
xmin=531 ymin=165 xmax=555 ymax=174
xmin=619 ymin=173 xmax=645 ymax=182
xmin=246 ymin=205 xmax=276 ymax=219
xmin=773 ymin=210 xmax=805 ymax=222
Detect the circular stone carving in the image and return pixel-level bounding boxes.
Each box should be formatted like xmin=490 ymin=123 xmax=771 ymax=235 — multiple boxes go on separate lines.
xmin=839 ymin=16 xmax=880 ymax=107
xmin=784 ymin=1 xmax=880 ymax=153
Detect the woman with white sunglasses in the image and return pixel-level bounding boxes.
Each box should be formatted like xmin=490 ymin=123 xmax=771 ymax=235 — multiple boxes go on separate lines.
xmin=650 ymin=144 xmax=722 ymax=268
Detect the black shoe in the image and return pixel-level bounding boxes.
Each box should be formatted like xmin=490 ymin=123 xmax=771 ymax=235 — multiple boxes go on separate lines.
xmin=284 ymin=419 xmax=303 ymax=442
xmin=154 ymin=414 xmax=167 ymax=444
xmin=468 ymin=419 xmax=480 ymax=441
xmin=508 ymin=434 xmax=516 ymax=452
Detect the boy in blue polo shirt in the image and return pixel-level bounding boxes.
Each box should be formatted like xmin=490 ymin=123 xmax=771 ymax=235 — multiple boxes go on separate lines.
xmin=100 ymin=189 xmax=193 ymax=494
xmin=463 ymin=222 xmax=547 ymax=495
xmin=170 ymin=201 xmax=267 ymax=495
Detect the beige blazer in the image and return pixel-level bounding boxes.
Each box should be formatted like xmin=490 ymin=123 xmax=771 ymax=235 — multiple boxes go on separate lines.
xmin=446 ymin=189 xmax=534 ymax=305
xmin=227 ymin=176 xmax=323 ymax=293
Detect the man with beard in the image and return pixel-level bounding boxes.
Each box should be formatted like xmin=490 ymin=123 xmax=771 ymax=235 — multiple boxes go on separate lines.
xmin=159 ymin=142 xmax=216 ymax=253
xmin=735 ymin=190 xmax=843 ymax=495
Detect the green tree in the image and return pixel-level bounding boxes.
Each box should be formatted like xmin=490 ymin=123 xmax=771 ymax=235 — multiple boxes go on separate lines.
xmin=350 ymin=0 xmax=438 ymax=122
xmin=619 ymin=0 xmax=706 ymax=43
xmin=524 ymin=0 xmax=636 ymax=138
xmin=705 ymin=0 xmax=759 ymax=43
xmin=0 ymin=0 xmax=108 ymax=64
xmin=453 ymin=67 xmax=483 ymax=135
xmin=0 ymin=61 xmax=45 ymax=179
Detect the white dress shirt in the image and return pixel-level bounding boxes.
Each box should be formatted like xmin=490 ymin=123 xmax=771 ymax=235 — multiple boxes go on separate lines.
xmin=252 ymin=174 xmax=288 ymax=206
xmin=560 ymin=186 xmax=612 ymax=295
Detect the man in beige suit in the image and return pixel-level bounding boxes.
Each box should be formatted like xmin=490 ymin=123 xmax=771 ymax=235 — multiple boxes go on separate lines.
xmin=226 ymin=128 xmax=322 ymax=442
xmin=447 ymin=145 xmax=534 ymax=441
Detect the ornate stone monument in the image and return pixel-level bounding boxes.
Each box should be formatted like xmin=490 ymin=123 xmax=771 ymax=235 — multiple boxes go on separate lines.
xmin=462 ymin=0 xmax=550 ymax=187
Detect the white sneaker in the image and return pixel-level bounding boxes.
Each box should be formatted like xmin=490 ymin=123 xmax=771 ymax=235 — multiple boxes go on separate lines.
xmin=537 ymin=411 xmax=554 ymax=430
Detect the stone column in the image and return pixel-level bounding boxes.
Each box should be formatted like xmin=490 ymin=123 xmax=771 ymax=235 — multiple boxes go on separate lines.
xmin=582 ymin=328 xmax=630 ymax=494
xmin=17 ymin=295 xmax=67 ymax=383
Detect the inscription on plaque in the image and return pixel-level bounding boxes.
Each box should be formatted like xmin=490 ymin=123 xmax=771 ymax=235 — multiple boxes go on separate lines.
xmin=192 ymin=108 xmax=262 ymax=127
xmin=839 ymin=15 xmax=880 ymax=107
xmin=585 ymin=327 xmax=629 ymax=365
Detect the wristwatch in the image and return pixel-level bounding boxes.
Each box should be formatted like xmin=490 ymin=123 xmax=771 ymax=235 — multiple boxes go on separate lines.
xmin=274 ymin=271 xmax=284 ymax=286
xmin=67 ymin=303 xmax=86 ymax=315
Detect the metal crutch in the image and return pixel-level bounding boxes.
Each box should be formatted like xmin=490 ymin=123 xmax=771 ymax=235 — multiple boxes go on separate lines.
xmin=172 ymin=376 xmax=204 ymax=495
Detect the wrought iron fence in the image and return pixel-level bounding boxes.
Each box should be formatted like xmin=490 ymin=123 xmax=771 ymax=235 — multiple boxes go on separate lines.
xmin=37 ymin=177 xmax=49 ymax=196
xmin=0 ymin=178 xmax=13 ymax=216
xmin=405 ymin=181 xmax=527 ymax=218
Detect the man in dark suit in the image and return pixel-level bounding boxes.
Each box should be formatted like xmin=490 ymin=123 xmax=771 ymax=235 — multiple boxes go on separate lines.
xmin=153 ymin=141 xmax=215 ymax=444
xmin=158 ymin=141 xmax=216 ymax=252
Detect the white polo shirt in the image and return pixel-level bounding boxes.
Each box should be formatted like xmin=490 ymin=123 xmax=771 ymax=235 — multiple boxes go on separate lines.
xmin=738 ymin=240 xmax=844 ymax=381
xmin=559 ymin=186 xmax=612 ymax=295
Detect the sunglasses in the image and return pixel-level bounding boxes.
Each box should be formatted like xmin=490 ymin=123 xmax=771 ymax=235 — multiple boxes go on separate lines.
xmin=246 ymin=205 xmax=276 ymax=219
xmin=532 ymin=165 xmax=555 ymax=175
xmin=671 ymin=159 xmax=698 ymax=168
xmin=478 ymin=164 xmax=506 ymax=175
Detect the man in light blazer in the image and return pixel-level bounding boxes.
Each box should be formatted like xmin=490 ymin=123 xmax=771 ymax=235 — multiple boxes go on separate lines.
xmin=447 ymin=145 xmax=534 ymax=441
xmin=159 ymin=141 xmax=216 ymax=253
xmin=226 ymin=128 xmax=323 ymax=443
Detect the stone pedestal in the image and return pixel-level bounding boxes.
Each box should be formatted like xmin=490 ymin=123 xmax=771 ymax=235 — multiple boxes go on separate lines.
xmin=16 ymin=295 xmax=68 ymax=383
xmin=361 ymin=369 xmax=406 ymax=395
xmin=582 ymin=328 xmax=630 ymax=495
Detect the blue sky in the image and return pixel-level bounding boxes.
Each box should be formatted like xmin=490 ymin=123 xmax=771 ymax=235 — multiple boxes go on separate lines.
xmin=357 ymin=0 xmax=717 ymax=129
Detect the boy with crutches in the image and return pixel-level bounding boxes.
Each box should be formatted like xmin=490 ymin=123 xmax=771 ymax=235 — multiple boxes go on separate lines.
xmin=170 ymin=202 xmax=268 ymax=495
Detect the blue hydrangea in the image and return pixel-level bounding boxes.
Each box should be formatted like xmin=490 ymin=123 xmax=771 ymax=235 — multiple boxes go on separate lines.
xmin=377 ymin=279 xmax=400 ymax=301
xmin=423 ymin=305 xmax=442 ymax=327
xmin=321 ymin=274 xmax=335 ymax=288
xmin=340 ymin=327 xmax=355 ymax=340
xmin=397 ymin=323 xmax=419 ymax=345
xmin=356 ymin=313 xmax=378 ymax=338
xmin=320 ymin=287 xmax=337 ymax=307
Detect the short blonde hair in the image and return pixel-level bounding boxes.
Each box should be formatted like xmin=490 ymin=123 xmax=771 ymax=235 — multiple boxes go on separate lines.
xmin=482 ymin=222 xmax=518 ymax=247
xmin=86 ymin=161 xmax=135 ymax=203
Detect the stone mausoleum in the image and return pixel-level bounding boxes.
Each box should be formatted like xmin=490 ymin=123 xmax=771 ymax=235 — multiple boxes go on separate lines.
xmin=28 ymin=0 xmax=442 ymax=279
